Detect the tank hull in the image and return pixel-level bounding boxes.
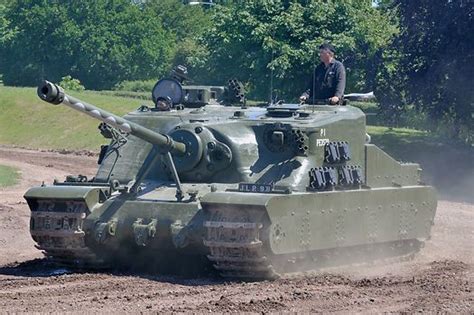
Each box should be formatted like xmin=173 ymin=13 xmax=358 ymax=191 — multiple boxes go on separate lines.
xmin=26 ymin=183 xmax=436 ymax=279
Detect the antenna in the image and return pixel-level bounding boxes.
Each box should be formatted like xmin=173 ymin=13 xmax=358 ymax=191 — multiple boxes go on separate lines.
xmin=269 ymin=43 xmax=275 ymax=105
xmin=312 ymin=47 xmax=316 ymax=112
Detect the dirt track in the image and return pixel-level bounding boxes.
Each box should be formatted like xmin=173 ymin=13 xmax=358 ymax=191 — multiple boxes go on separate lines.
xmin=0 ymin=146 xmax=472 ymax=313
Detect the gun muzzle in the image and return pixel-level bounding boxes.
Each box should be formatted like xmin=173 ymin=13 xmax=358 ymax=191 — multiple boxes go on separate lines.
xmin=38 ymin=81 xmax=65 ymax=105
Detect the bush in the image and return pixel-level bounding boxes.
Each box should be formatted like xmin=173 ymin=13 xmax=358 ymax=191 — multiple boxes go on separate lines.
xmin=59 ymin=75 xmax=85 ymax=91
xmin=114 ymin=79 xmax=158 ymax=92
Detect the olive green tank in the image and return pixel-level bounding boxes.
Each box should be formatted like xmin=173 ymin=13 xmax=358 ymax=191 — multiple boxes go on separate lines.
xmin=25 ymin=75 xmax=436 ymax=279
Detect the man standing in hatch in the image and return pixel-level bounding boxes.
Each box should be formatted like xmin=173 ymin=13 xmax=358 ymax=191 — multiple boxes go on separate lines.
xmin=299 ymin=43 xmax=346 ymax=105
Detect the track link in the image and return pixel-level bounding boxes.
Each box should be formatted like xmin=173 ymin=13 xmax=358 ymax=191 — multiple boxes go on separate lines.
xmin=30 ymin=200 xmax=102 ymax=266
xmin=203 ymin=213 xmax=277 ymax=280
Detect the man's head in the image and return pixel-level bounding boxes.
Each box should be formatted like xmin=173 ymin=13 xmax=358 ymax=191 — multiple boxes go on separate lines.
xmin=319 ymin=43 xmax=335 ymax=64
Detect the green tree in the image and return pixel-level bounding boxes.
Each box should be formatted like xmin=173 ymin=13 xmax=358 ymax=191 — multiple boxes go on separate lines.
xmin=0 ymin=1 xmax=13 ymax=45
xmin=1 ymin=1 xmax=69 ymax=86
xmin=143 ymin=0 xmax=212 ymax=77
xmin=375 ymin=0 xmax=473 ymax=143
xmin=1 ymin=0 xmax=175 ymax=89
xmin=0 ymin=1 xmax=12 ymax=80
xmin=198 ymin=0 xmax=397 ymax=100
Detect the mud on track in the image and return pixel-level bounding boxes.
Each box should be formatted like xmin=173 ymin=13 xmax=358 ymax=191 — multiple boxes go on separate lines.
xmin=0 ymin=146 xmax=472 ymax=313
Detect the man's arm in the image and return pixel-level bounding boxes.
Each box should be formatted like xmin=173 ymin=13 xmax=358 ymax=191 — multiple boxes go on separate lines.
xmin=334 ymin=62 xmax=346 ymax=98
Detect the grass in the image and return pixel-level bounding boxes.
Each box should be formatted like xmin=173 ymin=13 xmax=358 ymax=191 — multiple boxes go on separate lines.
xmin=0 ymin=85 xmax=466 ymax=155
xmin=0 ymin=86 xmax=147 ymax=150
xmin=366 ymin=125 xmax=449 ymax=160
xmin=0 ymin=165 xmax=20 ymax=187
xmin=350 ymin=101 xmax=378 ymax=113
xmin=367 ymin=125 xmax=434 ymax=145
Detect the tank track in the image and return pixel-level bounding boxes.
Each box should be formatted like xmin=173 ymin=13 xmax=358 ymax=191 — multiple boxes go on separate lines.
xmin=203 ymin=209 xmax=423 ymax=280
xmin=30 ymin=200 xmax=102 ymax=267
xmin=203 ymin=210 xmax=278 ymax=280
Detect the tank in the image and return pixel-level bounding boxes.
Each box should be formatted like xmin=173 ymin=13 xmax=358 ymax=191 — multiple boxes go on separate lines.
xmin=24 ymin=74 xmax=437 ymax=279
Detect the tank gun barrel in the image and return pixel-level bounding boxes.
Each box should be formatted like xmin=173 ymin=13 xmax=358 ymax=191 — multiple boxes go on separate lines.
xmin=37 ymin=81 xmax=186 ymax=155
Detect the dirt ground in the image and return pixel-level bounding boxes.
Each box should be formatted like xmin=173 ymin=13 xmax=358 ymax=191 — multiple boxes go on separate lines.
xmin=0 ymin=145 xmax=472 ymax=313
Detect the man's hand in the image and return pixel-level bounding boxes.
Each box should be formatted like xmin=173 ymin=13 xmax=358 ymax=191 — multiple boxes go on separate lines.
xmin=329 ymin=96 xmax=339 ymax=105
xmin=299 ymin=92 xmax=309 ymax=103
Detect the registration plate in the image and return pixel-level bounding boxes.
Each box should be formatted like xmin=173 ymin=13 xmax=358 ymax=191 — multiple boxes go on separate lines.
xmin=238 ymin=183 xmax=273 ymax=193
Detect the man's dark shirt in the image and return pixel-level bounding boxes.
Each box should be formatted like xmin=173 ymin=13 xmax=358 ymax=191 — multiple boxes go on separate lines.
xmin=304 ymin=59 xmax=346 ymax=101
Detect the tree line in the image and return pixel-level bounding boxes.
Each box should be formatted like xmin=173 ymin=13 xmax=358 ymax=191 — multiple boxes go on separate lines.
xmin=0 ymin=0 xmax=471 ymax=143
